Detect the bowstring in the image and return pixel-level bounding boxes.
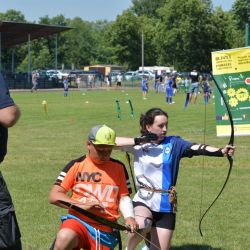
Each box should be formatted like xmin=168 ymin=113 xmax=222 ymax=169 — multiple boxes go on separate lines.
xmin=199 ymin=88 xmax=207 ymax=232
xmin=198 ymin=73 xmax=234 ymax=236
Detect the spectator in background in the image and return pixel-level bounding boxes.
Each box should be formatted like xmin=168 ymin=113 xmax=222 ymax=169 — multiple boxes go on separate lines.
xmin=154 ymin=72 xmax=159 ymax=93
xmin=176 ymin=75 xmax=182 ymax=92
xmin=0 ymin=73 xmax=22 ymax=249
xmin=105 ymin=75 xmax=110 ymax=87
xmin=76 ymin=76 xmax=81 ymax=88
xmin=165 ymin=74 xmax=174 ymax=104
xmin=63 ymin=76 xmax=69 ymax=97
xmin=142 ymin=76 xmax=148 ymax=100
xmin=155 ymin=74 xmax=162 ymax=93
xmin=201 ymin=75 xmax=211 ymax=104
xmin=31 ymin=71 xmax=38 ymax=92
xmin=88 ymin=74 xmax=95 ymax=88
xmin=189 ymin=66 xmax=200 ymax=104
xmin=116 ymin=73 xmax=123 ymax=87
xmin=172 ymin=74 xmax=177 ymax=96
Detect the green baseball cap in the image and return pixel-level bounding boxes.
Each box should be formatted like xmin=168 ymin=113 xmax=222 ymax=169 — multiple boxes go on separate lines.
xmin=88 ymin=125 xmax=116 ymax=145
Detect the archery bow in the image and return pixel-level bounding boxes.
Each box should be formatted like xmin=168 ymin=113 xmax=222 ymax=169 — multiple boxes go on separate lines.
xmin=58 ymin=200 xmax=161 ymax=250
xmin=198 ymin=73 xmax=234 ymax=236
xmin=58 ymin=200 xmax=127 ymax=231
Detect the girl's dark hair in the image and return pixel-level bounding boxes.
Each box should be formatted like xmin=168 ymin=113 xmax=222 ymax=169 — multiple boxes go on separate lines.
xmin=140 ymin=108 xmax=168 ymax=135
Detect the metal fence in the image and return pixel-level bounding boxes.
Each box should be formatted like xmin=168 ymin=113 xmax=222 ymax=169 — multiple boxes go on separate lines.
xmin=3 ymin=72 xmax=64 ymax=89
xmin=2 ymin=72 xmax=145 ymax=90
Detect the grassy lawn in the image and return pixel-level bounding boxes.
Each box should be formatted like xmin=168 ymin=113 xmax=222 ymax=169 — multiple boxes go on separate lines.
xmin=1 ymin=87 xmax=249 ymax=249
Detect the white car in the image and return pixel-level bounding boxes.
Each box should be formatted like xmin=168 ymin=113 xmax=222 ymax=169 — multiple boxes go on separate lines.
xmin=46 ymin=70 xmax=69 ymax=80
xmin=136 ymin=70 xmax=155 ymax=79
xmin=124 ymin=71 xmax=137 ymax=80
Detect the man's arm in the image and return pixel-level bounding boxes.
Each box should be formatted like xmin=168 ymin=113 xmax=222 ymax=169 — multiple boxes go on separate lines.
xmin=0 ymin=104 xmax=21 ymax=128
xmin=0 ymin=73 xmax=21 ymax=128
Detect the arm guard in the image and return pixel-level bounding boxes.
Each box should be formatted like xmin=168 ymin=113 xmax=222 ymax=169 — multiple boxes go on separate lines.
xmin=185 ymin=144 xmax=224 ymax=157
xmin=119 ymin=196 xmax=135 ymax=218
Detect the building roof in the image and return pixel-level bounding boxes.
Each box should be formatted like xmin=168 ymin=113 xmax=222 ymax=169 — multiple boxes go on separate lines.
xmin=0 ymin=21 xmax=72 ymax=48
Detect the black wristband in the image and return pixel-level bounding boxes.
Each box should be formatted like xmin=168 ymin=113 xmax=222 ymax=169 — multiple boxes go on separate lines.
xmin=134 ymin=137 xmax=143 ymax=145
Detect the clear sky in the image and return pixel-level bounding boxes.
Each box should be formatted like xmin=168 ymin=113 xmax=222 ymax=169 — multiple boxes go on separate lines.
xmin=0 ymin=0 xmax=235 ymax=22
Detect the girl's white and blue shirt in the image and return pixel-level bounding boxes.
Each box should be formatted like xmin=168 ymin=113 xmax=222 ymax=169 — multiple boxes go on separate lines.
xmin=123 ymin=136 xmax=192 ymax=213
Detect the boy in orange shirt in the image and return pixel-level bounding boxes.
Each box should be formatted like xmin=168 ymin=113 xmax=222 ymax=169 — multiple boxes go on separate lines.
xmin=49 ymin=125 xmax=137 ymax=250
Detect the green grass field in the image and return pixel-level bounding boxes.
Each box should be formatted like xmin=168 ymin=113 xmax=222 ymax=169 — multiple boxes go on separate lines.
xmin=2 ymin=87 xmax=249 ymax=250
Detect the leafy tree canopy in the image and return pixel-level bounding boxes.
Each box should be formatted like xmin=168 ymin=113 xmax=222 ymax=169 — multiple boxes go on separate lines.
xmin=232 ymin=0 xmax=250 ymax=29
xmin=131 ymin=0 xmax=166 ymax=18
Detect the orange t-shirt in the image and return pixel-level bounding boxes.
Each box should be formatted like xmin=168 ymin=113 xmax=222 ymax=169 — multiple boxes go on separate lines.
xmin=55 ymin=155 xmax=131 ymax=232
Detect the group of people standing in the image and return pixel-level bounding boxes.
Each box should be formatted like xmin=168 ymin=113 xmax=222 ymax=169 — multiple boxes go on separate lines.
xmin=148 ymin=67 xmax=212 ymax=106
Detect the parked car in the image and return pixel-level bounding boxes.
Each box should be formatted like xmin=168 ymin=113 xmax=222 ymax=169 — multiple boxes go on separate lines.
xmin=46 ymin=70 xmax=69 ymax=81
xmin=36 ymin=70 xmax=47 ymax=80
xmin=124 ymin=71 xmax=137 ymax=81
xmin=136 ymin=70 xmax=155 ymax=79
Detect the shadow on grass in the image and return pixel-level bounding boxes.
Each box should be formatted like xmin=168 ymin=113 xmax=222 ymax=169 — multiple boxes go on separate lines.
xmin=171 ymin=244 xmax=222 ymax=250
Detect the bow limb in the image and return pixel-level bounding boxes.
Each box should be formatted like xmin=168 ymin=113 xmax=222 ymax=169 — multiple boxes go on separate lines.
xmin=199 ymin=73 xmax=234 ymax=236
xmin=58 ymin=200 xmax=127 ymax=231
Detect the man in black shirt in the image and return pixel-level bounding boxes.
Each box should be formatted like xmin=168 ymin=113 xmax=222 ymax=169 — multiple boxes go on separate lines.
xmin=189 ymin=67 xmax=200 ymax=104
xmin=0 ymin=73 xmax=22 ymax=249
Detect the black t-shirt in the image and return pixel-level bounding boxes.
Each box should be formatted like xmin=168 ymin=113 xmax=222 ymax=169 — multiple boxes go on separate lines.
xmin=190 ymin=70 xmax=199 ymax=83
xmin=0 ymin=73 xmax=14 ymax=163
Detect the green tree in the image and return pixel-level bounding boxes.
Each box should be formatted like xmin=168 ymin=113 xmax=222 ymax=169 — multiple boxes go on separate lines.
xmin=213 ymin=7 xmax=244 ymax=49
xmin=38 ymin=15 xmax=71 ymax=69
xmin=232 ymin=0 xmax=250 ymax=29
xmin=64 ymin=17 xmax=102 ymax=68
xmin=155 ymin=0 xmax=231 ymax=71
xmin=139 ymin=16 xmax=158 ymax=66
xmin=0 ymin=10 xmax=27 ymax=72
xmin=107 ymin=10 xmax=141 ymax=70
xmin=131 ymin=0 xmax=166 ymax=18
xmin=0 ymin=9 xmax=26 ymax=22
xmin=32 ymin=46 xmax=52 ymax=69
xmin=90 ymin=20 xmax=114 ymax=65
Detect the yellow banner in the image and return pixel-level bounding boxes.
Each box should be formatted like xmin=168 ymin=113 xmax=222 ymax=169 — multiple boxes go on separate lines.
xmin=212 ymin=47 xmax=250 ymax=75
xmin=216 ymin=124 xmax=250 ymax=137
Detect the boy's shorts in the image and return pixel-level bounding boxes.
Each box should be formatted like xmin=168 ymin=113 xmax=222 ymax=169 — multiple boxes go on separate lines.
xmin=61 ymin=218 xmax=111 ymax=250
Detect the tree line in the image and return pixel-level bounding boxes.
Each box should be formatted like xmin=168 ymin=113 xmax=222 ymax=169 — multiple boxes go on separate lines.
xmin=0 ymin=0 xmax=249 ymax=73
